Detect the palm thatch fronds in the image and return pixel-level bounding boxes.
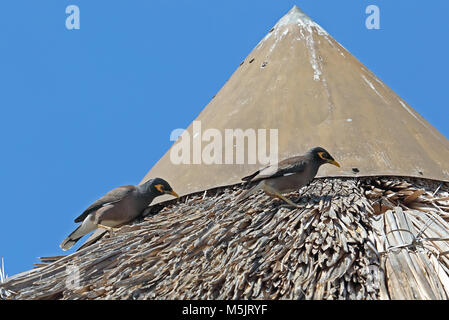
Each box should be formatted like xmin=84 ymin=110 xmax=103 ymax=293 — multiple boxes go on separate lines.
xmin=0 ymin=177 xmax=448 ymax=300
xmin=0 ymin=257 xmax=13 ymax=299
xmin=0 ymin=258 xmax=6 ymax=283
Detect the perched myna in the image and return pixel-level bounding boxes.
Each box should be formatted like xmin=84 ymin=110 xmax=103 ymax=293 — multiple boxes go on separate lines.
xmin=60 ymin=178 xmax=178 ymax=251
xmin=236 ymin=147 xmax=340 ymax=207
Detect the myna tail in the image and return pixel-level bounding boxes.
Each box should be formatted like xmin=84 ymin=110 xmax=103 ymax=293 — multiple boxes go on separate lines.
xmin=60 ymin=227 xmax=83 ymax=251
xmin=60 ymin=238 xmax=80 ymax=251
xmin=60 ymin=218 xmax=96 ymax=251
xmin=242 ymin=170 xmax=260 ymax=182
xmin=235 ymin=181 xmax=264 ymax=204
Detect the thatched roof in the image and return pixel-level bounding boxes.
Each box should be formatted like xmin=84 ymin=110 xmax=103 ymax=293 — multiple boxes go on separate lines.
xmin=2 ymin=177 xmax=449 ymax=300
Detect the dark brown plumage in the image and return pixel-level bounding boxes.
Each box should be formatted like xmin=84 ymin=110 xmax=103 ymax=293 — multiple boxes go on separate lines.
xmin=60 ymin=178 xmax=178 ymax=251
xmin=236 ymin=147 xmax=340 ymax=207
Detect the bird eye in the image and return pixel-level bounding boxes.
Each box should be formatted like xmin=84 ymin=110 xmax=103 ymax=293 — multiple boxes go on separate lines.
xmin=318 ymin=152 xmax=327 ymax=160
xmin=155 ymin=184 xmax=164 ymax=193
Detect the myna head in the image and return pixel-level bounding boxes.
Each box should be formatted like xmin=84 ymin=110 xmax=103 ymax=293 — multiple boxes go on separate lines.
xmin=147 ymin=178 xmax=179 ymax=198
xmin=309 ymin=147 xmax=340 ymax=168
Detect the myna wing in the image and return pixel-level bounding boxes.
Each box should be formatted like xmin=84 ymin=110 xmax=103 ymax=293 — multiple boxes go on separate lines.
xmin=242 ymin=155 xmax=307 ymax=182
xmin=74 ymin=185 xmax=136 ymax=223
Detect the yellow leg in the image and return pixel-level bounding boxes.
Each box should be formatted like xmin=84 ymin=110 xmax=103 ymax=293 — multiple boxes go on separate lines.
xmin=274 ymin=193 xmax=302 ymax=208
xmin=264 ymin=185 xmax=301 ymax=208
xmin=98 ymin=224 xmax=116 ymax=237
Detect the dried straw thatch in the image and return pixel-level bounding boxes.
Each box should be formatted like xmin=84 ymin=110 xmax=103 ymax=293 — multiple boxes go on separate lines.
xmin=0 ymin=257 xmax=12 ymax=299
xmin=1 ymin=177 xmax=449 ymax=300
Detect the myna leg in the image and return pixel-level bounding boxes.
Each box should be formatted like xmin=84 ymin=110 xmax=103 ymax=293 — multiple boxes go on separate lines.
xmin=98 ymin=224 xmax=116 ymax=237
xmin=263 ymin=185 xmax=301 ymax=208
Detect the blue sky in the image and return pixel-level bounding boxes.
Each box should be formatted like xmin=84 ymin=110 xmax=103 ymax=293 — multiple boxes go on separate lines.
xmin=0 ymin=0 xmax=447 ymax=276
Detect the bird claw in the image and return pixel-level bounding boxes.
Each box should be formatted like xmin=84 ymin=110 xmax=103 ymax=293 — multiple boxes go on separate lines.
xmin=98 ymin=224 xmax=115 ymax=238
xmin=276 ymin=196 xmax=302 ymax=209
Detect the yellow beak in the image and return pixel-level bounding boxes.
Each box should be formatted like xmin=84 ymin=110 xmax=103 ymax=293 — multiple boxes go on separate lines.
xmin=329 ymin=160 xmax=341 ymax=167
xmin=167 ymin=190 xmax=179 ymax=198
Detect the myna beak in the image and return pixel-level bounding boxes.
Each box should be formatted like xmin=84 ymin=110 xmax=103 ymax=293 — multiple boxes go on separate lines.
xmin=328 ymin=159 xmax=341 ymax=167
xmin=167 ymin=190 xmax=179 ymax=198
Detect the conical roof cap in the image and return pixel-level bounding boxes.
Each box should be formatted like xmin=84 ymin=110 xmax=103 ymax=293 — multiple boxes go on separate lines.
xmin=142 ymin=5 xmax=449 ymax=198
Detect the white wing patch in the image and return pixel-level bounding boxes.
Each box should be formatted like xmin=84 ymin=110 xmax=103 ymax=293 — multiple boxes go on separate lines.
xmin=283 ymin=173 xmax=295 ymax=177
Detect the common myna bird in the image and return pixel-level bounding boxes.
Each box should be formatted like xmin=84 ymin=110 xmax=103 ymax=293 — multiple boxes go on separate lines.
xmin=236 ymin=147 xmax=340 ymax=207
xmin=60 ymin=178 xmax=178 ymax=251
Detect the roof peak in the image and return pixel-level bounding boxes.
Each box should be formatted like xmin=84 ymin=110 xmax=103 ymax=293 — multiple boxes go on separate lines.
xmin=289 ymin=5 xmax=311 ymax=18
xmin=277 ymin=5 xmax=314 ymax=26
xmin=272 ymin=5 xmax=328 ymax=36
